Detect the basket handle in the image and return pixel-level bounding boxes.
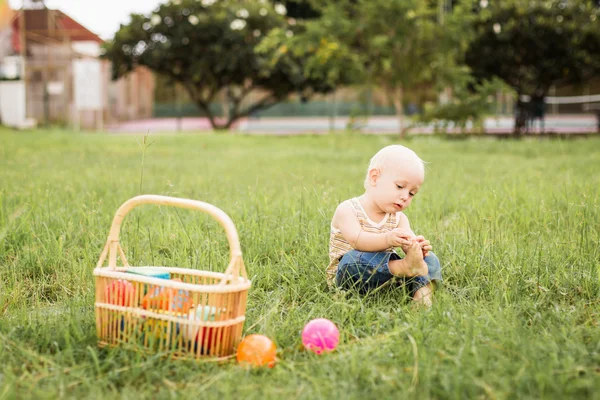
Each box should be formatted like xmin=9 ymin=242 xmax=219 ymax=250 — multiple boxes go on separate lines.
xmin=96 ymin=195 xmax=247 ymax=281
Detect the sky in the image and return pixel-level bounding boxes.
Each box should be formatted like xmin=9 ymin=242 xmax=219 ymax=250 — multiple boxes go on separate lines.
xmin=8 ymin=0 xmax=167 ymax=40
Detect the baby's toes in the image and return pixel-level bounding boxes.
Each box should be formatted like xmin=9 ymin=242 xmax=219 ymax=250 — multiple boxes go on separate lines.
xmin=410 ymin=241 xmax=421 ymax=252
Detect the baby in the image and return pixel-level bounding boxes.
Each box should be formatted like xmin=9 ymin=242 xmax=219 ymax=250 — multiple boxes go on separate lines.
xmin=328 ymin=145 xmax=442 ymax=306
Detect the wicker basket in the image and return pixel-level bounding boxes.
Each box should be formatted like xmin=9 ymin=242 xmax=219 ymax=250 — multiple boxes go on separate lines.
xmin=93 ymin=195 xmax=251 ymax=361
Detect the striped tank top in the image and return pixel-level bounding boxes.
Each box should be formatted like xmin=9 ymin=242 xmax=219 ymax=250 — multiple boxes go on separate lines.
xmin=327 ymin=197 xmax=401 ymax=283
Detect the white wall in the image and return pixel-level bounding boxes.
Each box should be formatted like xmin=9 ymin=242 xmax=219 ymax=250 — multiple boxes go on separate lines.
xmin=0 ymin=80 xmax=27 ymax=127
xmin=72 ymin=41 xmax=102 ymax=58
xmin=73 ymin=58 xmax=104 ymax=110
xmin=0 ymin=30 xmax=14 ymax=60
xmin=1 ymin=55 xmax=23 ymax=79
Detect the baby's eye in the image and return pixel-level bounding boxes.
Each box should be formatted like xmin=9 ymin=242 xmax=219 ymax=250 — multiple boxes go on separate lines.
xmin=397 ymin=185 xmax=403 ymax=189
xmin=409 ymin=192 xmax=416 ymax=197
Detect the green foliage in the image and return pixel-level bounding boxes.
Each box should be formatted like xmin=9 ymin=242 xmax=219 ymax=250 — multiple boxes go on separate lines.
xmin=417 ymin=75 xmax=512 ymax=134
xmin=103 ymin=0 xmax=335 ymax=130
xmin=279 ymin=0 xmax=321 ymax=19
xmin=466 ymin=0 xmax=600 ymax=131
xmin=257 ymin=4 xmax=361 ymax=89
xmin=1 ymin=129 xmax=599 ymax=398
xmin=270 ymin=0 xmax=476 ymax=134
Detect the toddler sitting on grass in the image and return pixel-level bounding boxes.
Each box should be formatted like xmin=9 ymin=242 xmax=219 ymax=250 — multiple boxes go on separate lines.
xmin=328 ymin=145 xmax=442 ymax=306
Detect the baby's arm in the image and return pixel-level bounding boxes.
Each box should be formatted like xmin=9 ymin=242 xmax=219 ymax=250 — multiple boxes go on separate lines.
xmin=333 ymin=202 xmax=412 ymax=252
xmin=397 ymin=212 xmax=416 ymax=236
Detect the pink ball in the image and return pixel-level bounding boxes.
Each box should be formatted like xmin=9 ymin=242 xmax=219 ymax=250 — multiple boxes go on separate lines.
xmin=301 ymin=318 xmax=340 ymax=354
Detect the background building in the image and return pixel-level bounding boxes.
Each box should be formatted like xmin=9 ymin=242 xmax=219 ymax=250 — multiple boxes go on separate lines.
xmin=0 ymin=1 xmax=154 ymax=129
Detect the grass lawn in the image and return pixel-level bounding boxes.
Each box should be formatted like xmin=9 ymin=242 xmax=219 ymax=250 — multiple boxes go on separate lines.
xmin=0 ymin=128 xmax=599 ymax=399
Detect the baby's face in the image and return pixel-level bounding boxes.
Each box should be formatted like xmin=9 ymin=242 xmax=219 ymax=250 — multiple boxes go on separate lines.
xmin=370 ymin=159 xmax=423 ymax=214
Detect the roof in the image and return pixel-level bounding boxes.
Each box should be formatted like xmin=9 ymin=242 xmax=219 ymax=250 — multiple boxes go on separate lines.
xmin=12 ymin=8 xmax=103 ymax=53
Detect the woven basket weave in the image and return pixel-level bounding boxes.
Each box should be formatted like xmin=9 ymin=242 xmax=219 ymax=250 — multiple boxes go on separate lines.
xmin=93 ymin=195 xmax=251 ymax=360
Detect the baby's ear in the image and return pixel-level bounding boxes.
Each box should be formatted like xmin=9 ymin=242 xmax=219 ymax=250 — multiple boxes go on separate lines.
xmin=368 ymin=168 xmax=380 ymax=186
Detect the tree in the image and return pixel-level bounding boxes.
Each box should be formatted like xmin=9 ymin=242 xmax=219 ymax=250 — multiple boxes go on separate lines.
xmin=267 ymin=0 xmax=475 ymax=136
xmin=103 ymin=0 xmax=336 ymax=130
xmin=417 ymin=74 xmax=510 ymax=134
xmin=466 ymin=0 xmax=600 ymax=134
xmin=278 ymin=0 xmax=320 ymax=19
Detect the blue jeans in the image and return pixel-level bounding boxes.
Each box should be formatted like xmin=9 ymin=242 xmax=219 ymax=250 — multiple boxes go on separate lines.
xmin=335 ymin=250 xmax=442 ymax=296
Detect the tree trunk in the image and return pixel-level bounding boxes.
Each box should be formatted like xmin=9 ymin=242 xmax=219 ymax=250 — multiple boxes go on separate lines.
xmin=193 ymin=88 xmax=280 ymax=131
xmin=221 ymin=88 xmax=230 ymax=122
xmin=207 ymin=108 xmax=239 ymax=131
xmin=223 ymin=116 xmax=237 ymax=130
xmin=392 ymin=86 xmax=406 ymax=138
xmin=197 ymin=102 xmax=226 ymax=131
xmin=514 ymin=99 xmax=528 ymax=136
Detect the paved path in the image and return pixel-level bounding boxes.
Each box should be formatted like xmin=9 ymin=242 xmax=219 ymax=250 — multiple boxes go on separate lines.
xmin=106 ymin=115 xmax=598 ymax=135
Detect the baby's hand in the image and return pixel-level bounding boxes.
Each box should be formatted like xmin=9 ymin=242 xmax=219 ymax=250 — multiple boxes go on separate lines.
xmin=392 ymin=228 xmax=417 ymax=254
xmin=414 ymin=235 xmax=432 ymax=257
xmin=386 ymin=229 xmax=413 ymax=248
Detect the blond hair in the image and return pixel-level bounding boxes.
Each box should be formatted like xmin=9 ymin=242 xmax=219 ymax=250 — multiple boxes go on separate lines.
xmin=364 ymin=145 xmax=425 ymax=189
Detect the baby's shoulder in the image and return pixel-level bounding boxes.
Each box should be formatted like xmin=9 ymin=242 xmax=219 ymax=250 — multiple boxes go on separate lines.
xmin=334 ymin=199 xmax=355 ymax=216
xmin=395 ymin=211 xmax=410 ymax=227
xmin=332 ymin=199 xmax=358 ymax=224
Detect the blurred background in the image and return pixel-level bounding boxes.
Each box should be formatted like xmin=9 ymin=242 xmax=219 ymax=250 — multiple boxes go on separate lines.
xmin=0 ymin=0 xmax=598 ymax=134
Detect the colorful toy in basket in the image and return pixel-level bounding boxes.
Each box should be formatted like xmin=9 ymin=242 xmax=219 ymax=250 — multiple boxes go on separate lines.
xmin=236 ymin=334 xmax=277 ymax=368
xmin=184 ymin=305 xmax=220 ymax=351
xmin=141 ymin=278 xmax=193 ymax=313
xmin=105 ymin=279 xmax=136 ymax=306
xmin=93 ymin=195 xmax=251 ymax=360
xmin=103 ymin=279 xmax=137 ymax=335
xmin=301 ymin=318 xmax=340 ymax=354
xmin=124 ymin=267 xmax=171 ymax=281
xmin=143 ymin=310 xmax=187 ymax=341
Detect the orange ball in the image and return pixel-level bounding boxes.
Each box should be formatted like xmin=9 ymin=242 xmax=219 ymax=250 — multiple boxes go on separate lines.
xmin=236 ymin=334 xmax=277 ymax=368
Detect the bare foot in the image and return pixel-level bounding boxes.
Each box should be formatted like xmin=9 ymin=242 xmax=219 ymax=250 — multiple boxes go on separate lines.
xmin=413 ymin=284 xmax=433 ymax=308
xmin=389 ymin=240 xmax=428 ymax=277
xmin=404 ymin=240 xmax=428 ymax=277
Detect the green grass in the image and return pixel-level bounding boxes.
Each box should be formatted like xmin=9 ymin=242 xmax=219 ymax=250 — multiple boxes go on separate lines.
xmin=0 ymin=128 xmax=599 ymax=399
